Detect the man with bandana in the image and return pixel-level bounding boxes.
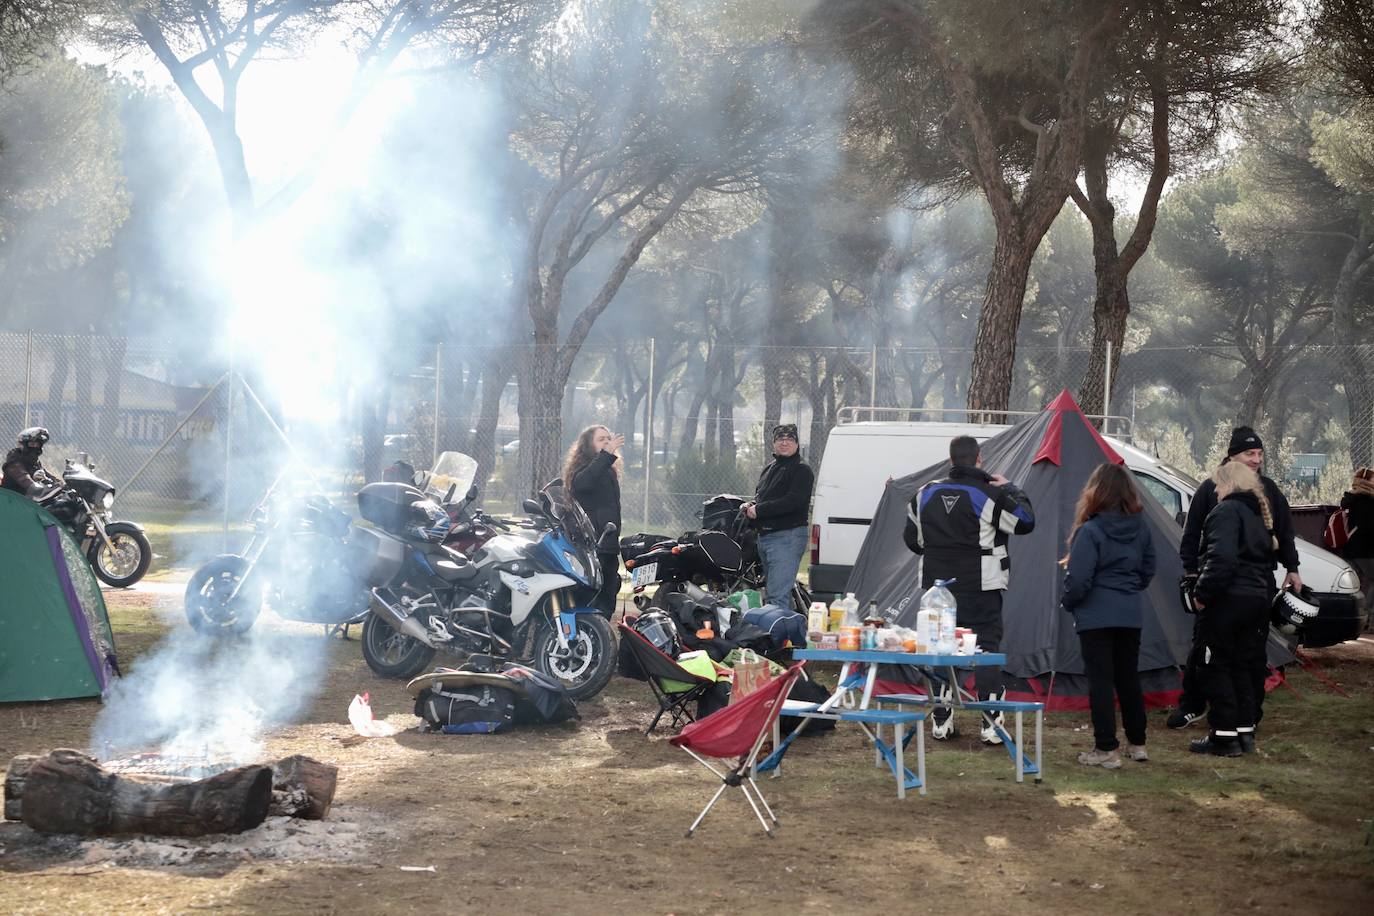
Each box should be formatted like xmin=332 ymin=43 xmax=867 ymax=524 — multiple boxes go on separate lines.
xmin=743 ymin=424 xmax=814 ymax=610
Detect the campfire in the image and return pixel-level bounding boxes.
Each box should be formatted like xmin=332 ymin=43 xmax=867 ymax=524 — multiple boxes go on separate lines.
xmin=5 ymin=749 xmax=337 ymax=837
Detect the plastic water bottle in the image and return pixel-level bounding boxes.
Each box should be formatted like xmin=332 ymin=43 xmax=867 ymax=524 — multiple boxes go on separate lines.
xmin=918 ymin=579 xmax=958 ymax=654
xmin=841 ymin=592 xmax=862 ymax=628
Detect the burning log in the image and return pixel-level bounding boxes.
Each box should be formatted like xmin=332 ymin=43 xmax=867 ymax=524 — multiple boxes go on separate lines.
xmin=15 ymin=749 xmax=272 ymax=837
xmin=5 ymin=750 xmax=339 ymax=834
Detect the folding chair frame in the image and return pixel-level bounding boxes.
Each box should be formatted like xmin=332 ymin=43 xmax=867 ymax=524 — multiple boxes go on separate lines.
xmin=644 ymin=677 xmax=710 ymax=735
xmin=617 ymin=622 xmax=718 ymax=736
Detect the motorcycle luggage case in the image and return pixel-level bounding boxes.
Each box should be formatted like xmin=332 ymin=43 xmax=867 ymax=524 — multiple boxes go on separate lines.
xmin=620 ymin=531 xmax=674 ymax=565
xmin=358 ymin=482 xmax=427 ymax=533
xmin=701 ymin=494 xmax=747 ymax=531
xmin=350 ymin=525 xmax=407 ymax=585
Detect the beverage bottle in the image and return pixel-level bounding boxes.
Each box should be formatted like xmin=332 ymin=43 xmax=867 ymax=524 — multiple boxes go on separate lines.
xmin=828 ymin=594 xmax=845 ymax=631
xmin=841 ymin=592 xmax=862 ymax=627
xmin=864 ymin=600 xmax=883 ymax=623
xmin=918 ymin=579 xmax=958 ymax=653
xmin=807 ymin=601 xmax=829 ymax=634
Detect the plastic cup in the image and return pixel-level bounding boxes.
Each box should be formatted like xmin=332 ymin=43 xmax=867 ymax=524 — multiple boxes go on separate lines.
xmin=959 ymin=632 xmax=977 ymax=655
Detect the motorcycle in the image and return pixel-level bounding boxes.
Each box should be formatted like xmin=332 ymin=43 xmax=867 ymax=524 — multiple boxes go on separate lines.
xmin=38 ymin=454 xmax=152 ymax=588
xmin=354 ymin=479 xmax=618 ymax=700
xmin=183 ymin=489 xmax=371 ymax=635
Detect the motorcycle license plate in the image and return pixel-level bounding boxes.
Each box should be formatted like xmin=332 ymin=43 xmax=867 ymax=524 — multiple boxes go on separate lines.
xmin=631 ymin=562 xmax=658 ymax=588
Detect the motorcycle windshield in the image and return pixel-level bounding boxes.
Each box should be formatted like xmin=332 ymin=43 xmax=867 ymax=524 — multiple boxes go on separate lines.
xmin=541 ymin=480 xmax=597 ymax=553
xmin=424 ymin=452 xmax=478 ymax=504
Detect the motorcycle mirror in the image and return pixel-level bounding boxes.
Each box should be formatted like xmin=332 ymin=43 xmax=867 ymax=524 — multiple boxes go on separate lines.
xmin=521 ymin=497 xmax=542 ymax=516
xmin=80 ymin=452 xmax=90 ymax=466
xmin=467 ymin=484 xmax=479 ymax=502
xmin=444 ymin=482 xmax=458 ymax=504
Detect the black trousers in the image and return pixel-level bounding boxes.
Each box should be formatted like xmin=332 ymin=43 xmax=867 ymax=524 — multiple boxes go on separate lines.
xmin=1179 ymin=603 xmax=1270 ymax=724
xmin=593 ymin=550 xmax=622 ymax=620
xmin=1078 ymin=627 xmax=1147 ymax=752
xmin=952 ymin=590 xmax=1004 ymax=702
xmin=1199 ymin=596 xmax=1269 ymax=736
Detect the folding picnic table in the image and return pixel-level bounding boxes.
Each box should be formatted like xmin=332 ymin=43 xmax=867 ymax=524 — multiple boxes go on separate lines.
xmin=757 ymin=647 xmax=1040 ymax=797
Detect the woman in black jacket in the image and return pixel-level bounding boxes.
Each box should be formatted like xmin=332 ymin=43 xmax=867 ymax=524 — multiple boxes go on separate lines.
xmin=565 ymin=426 xmax=624 ymax=619
xmin=1190 ymin=462 xmax=1278 ymax=757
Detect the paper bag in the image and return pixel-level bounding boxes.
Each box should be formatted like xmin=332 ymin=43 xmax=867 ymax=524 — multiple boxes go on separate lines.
xmin=729 ymin=648 xmax=773 ymax=704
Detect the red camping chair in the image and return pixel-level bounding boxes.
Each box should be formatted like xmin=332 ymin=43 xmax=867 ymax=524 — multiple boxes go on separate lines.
xmin=617 ymin=622 xmax=719 ymax=735
xmin=669 ymin=663 xmax=804 ymax=839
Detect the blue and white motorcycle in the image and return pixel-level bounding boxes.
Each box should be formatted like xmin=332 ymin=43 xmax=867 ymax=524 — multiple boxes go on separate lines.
xmin=354 ymin=479 xmax=618 ymax=700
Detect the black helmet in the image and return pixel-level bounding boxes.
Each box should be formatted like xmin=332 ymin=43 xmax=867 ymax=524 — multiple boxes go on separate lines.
xmin=632 ymin=610 xmax=681 ymax=658
xmin=18 ymin=427 xmax=49 ymax=448
xmin=1271 ymin=585 xmax=1320 ymax=636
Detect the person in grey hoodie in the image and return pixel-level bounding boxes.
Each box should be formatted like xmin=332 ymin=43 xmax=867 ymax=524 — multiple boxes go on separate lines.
xmin=1061 ymin=463 xmax=1157 ymax=769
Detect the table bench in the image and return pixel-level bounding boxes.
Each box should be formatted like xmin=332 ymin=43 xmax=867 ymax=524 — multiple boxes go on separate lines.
xmin=766 ymin=702 xmax=928 ymax=798
xmin=876 ymin=693 xmax=1043 ymax=783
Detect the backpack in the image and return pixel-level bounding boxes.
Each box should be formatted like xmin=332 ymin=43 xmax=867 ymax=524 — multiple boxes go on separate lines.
xmin=414 ymin=684 xmax=517 ymax=734
xmin=1324 ymin=508 xmax=1356 ymax=552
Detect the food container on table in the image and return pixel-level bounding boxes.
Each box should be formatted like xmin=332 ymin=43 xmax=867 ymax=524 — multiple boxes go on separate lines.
xmin=902 ymin=636 xmax=919 ymax=653
xmin=838 ymin=626 xmax=862 ymax=651
xmin=820 ymin=632 xmax=840 ymax=650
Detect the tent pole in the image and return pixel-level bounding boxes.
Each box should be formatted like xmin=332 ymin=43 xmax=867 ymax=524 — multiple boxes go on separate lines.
xmin=23 ymin=331 xmax=33 ymax=427
xmin=1103 ymin=341 xmax=1113 ymax=419
xmin=643 ymin=337 xmax=656 ymax=528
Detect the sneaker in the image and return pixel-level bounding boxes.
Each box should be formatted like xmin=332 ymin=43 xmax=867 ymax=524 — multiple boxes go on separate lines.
xmin=1077 ymin=748 xmax=1122 ymax=769
xmin=1189 ymin=736 xmax=1242 ymax=757
xmin=1167 ymin=708 xmax=1205 ymax=729
xmin=980 ymin=712 xmax=1005 ymax=746
xmin=931 ymin=708 xmax=957 ymax=740
xmin=1123 ymin=743 xmax=1149 ymax=762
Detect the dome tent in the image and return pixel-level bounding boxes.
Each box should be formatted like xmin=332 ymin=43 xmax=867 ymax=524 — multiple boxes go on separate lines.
xmin=0 ymin=488 xmax=119 ymax=702
xmin=846 ymin=390 xmax=1289 ymax=710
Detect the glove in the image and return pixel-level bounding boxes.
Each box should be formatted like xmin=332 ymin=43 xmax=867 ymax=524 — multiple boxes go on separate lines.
xmin=1179 ymin=574 xmax=1200 ymax=615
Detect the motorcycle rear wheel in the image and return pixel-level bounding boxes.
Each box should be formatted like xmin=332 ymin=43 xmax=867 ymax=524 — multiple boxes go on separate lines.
xmin=89 ymin=522 xmax=152 ymax=588
xmin=533 ymin=613 xmax=616 ymax=700
xmin=184 ymin=555 xmax=261 ymax=635
xmin=361 ymin=613 xmax=436 ymax=680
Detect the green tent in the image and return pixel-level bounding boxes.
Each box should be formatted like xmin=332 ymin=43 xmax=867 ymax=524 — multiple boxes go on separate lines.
xmin=0 ymin=488 xmax=119 ymax=702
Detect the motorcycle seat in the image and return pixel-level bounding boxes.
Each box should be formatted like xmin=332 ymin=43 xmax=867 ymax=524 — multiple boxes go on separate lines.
xmin=434 ymin=558 xmax=479 ymax=581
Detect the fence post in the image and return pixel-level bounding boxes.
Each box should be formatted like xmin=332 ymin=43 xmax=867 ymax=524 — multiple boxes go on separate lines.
xmin=1103 ymin=341 xmax=1113 ymax=418
xmin=433 ymin=342 xmax=442 ymax=468
xmin=869 ymin=344 xmax=878 ymax=421
xmin=224 ymin=367 xmax=234 ymax=551
xmin=23 ymin=331 xmax=33 ymax=427
xmin=643 ymin=337 xmax=656 ymax=527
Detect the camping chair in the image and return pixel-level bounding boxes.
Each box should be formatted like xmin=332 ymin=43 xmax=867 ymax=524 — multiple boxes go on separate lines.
xmin=669 ymin=663 xmax=805 ymax=839
xmin=617 ymin=622 xmax=718 ymax=735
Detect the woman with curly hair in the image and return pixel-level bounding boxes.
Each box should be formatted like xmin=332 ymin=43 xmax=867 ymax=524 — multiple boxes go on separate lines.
xmin=1190 ymin=461 xmax=1278 ymax=757
xmin=565 ymin=425 xmax=624 ymax=619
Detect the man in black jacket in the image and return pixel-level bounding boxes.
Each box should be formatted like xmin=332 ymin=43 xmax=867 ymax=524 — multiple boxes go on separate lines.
xmin=903 ymin=435 xmax=1035 ymax=743
xmin=1171 ymin=426 xmax=1299 ymax=729
xmin=2 ymin=427 xmax=57 ymax=497
xmin=744 ymin=424 xmax=814 ymax=609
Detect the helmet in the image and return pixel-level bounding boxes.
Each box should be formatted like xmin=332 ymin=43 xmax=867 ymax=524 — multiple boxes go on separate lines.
xmin=1271 ymin=585 xmax=1320 ymax=636
xmin=632 ymin=610 xmax=681 ymax=658
xmin=18 ymin=427 xmax=49 ymax=448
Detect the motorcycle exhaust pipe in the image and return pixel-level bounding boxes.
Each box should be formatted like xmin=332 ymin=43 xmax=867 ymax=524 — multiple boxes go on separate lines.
xmin=370 ymin=588 xmax=437 ymax=647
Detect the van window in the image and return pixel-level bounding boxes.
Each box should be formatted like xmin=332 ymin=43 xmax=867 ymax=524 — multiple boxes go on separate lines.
xmin=1133 ymin=471 xmax=1181 ymax=517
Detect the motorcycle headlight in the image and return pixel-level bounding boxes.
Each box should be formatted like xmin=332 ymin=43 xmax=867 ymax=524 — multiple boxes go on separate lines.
xmin=562 ymin=550 xmax=586 ymax=581
xmin=101 ymin=492 xmax=114 ymax=511
xmin=1335 ymin=568 xmax=1360 ymax=593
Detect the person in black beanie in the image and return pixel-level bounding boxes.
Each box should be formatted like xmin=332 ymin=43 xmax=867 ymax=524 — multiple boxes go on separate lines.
xmin=744 ymin=424 xmax=814 ymax=609
xmin=1171 ymin=425 xmax=1299 ymax=732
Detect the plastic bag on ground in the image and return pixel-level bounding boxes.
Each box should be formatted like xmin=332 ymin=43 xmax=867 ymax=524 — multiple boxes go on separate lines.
xmin=349 ymin=692 xmax=398 ymax=737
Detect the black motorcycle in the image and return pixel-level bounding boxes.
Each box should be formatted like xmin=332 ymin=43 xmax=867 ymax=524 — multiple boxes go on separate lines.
xmin=354 ymin=479 xmax=618 ymax=700
xmin=183 ymin=491 xmax=371 ymax=635
xmin=38 ymin=454 xmax=151 ymax=588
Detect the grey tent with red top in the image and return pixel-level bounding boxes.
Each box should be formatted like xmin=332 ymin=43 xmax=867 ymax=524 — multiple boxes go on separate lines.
xmin=845 ymin=390 xmax=1293 ymax=711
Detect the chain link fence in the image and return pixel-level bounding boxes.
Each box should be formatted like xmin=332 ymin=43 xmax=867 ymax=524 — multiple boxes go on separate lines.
xmin=2 ymin=331 xmax=1369 ymax=566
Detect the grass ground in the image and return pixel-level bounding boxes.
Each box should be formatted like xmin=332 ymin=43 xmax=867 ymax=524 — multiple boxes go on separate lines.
xmin=2 ymin=589 xmax=1371 ymax=915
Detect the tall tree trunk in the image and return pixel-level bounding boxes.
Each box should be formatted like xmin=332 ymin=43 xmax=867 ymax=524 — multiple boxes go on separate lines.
xmin=472 ymin=347 xmax=514 ymax=490
xmin=1331 ymin=219 xmax=1374 ymax=467
xmin=518 ymin=326 xmax=567 ymax=494
xmin=967 ymin=232 xmax=1036 ymax=415
xmin=100 ymin=336 xmax=128 ymax=441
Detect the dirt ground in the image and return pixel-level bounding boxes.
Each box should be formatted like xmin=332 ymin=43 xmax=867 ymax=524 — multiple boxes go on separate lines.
xmin=2 ymin=585 xmax=1372 ymax=915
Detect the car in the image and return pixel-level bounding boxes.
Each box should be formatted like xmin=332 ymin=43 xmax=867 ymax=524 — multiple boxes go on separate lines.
xmin=808 ymin=407 xmax=1366 ymax=646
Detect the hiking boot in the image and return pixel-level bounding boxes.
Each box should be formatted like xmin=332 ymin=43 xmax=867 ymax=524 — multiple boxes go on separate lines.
xmin=1237 ymin=733 xmax=1256 ymax=754
xmin=1077 ymin=748 xmax=1122 ymax=769
xmin=1123 ymin=743 xmax=1149 ymax=762
xmin=930 ymin=707 xmax=957 ymax=740
xmin=1167 ymin=708 xmax=1205 ymax=729
xmin=1189 ymin=736 xmax=1242 ymax=757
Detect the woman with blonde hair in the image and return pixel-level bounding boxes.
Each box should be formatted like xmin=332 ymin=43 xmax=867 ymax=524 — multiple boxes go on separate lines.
xmin=1189 ymin=461 xmax=1277 ymax=756
xmin=565 ymin=425 xmax=624 ymax=619
xmin=1061 ymin=463 xmax=1156 ymax=769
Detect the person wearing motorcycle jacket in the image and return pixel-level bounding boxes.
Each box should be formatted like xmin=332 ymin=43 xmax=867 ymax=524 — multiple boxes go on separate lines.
xmin=567 ymin=425 xmax=624 ymax=619
xmin=2 ymin=427 xmax=58 ymax=497
xmin=744 ymin=424 xmax=814 ymax=609
xmin=902 ymin=435 xmax=1035 ymax=744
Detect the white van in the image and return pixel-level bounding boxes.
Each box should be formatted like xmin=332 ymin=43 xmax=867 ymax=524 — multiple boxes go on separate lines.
xmin=807 ymin=409 xmax=1366 ymax=629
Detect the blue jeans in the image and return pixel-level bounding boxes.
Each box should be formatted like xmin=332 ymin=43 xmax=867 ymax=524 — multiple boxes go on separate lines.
xmin=757 ymin=526 xmax=807 ymax=608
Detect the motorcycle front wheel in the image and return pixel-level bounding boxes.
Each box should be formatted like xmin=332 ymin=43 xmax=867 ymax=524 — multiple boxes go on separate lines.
xmin=184 ymin=555 xmax=261 ymax=635
xmin=533 ymin=613 xmax=616 ymax=700
xmin=361 ymin=613 xmax=436 ymax=680
xmin=89 ymin=522 xmax=152 ymax=588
